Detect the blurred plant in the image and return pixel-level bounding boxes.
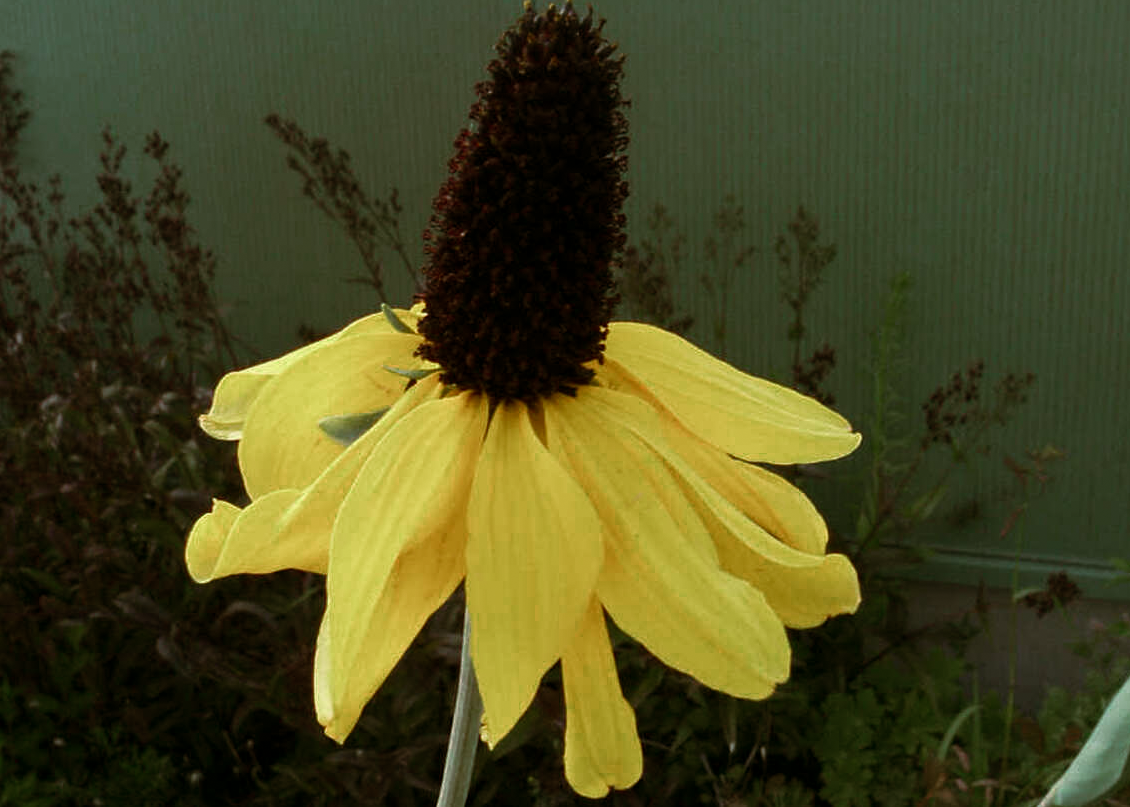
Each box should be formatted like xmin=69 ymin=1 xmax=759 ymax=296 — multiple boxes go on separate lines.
xmin=1 ymin=52 xmax=448 ymax=806
xmin=775 ymin=206 xmax=838 ymax=404
xmin=701 ymin=194 xmax=758 ymax=359
xmin=853 ymin=275 xmax=1038 ymax=564
xmin=614 ymin=202 xmax=694 ymax=336
xmin=265 ymin=113 xmax=419 ymax=305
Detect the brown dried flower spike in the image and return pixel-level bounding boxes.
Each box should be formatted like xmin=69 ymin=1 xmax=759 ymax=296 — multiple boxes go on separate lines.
xmin=416 ymin=0 xmax=628 ymax=401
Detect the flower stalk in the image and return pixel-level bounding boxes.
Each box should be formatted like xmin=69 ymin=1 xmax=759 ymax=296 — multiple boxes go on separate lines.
xmin=436 ymin=606 xmax=483 ymax=807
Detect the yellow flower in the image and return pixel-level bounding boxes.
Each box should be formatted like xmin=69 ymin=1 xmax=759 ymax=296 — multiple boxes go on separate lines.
xmin=187 ymin=306 xmax=860 ymax=797
xmin=186 ymin=3 xmax=862 ymax=798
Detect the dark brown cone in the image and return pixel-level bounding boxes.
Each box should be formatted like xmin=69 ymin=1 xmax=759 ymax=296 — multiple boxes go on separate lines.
xmin=416 ymin=1 xmax=628 ymax=401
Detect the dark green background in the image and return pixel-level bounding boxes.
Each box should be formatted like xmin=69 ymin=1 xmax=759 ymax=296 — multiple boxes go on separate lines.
xmin=7 ymin=0 xmax=1128 ymax=592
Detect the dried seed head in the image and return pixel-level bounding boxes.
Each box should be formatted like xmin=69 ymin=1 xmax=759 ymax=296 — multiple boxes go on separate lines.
xmin=416 ymin=1 xmax=628 ymax=401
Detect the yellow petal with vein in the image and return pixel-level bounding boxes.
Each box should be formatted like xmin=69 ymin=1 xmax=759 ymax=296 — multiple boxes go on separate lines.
xmin=185 ymin=489 xmax=327 ymax=582
xmin=268 ymin=375 xmax=442 ymax=545
xmin=599 ymin=357 xmax=832 ymax=555
xmin=467 ymin=400 xmax=603 ymax=746
xmin=316 ymin=531 xmax=465 ymax=742
xmin=605 ymin=322 xmax=861 ymax=463
xmin=569 ymin=384 xmax=823 ymax=570
xmin=562 ymin=600 xmax=643 ymax=798
xmin=317 ymin=392 xmax=487 ymax=741
xmin=546 ymin=388 xmax=789 ymax=700
xmin=200 ymin=311 xmax=414 ymax=439
xmin=239 ymin=332 xmax=421 ymax=498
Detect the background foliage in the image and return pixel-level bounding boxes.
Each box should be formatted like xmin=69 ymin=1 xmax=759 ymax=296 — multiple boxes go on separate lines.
xmin=2 ymin=52 xmax=1128 ymax=807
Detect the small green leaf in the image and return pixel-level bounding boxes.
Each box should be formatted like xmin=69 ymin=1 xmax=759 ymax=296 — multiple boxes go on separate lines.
xmin=1041 ymin=672 xmax=1130 ymax=806
xmin=318 ymin=408 xmax=389 ymax=446
xmin=381 ymin=303 xmax=413 ymax=333
xmin=382 ymin=364 xmax=438 ymax=381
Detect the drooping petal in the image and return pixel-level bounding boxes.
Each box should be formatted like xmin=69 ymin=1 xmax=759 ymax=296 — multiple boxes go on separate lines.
xmin=317 ymin=391 xmax=488 ymax=741
xmin=604 ymin=323 xmax=861 ymax=463
xmin=545 ymin=388 xmax=790 ymax=700
xmin=315 ymin=527 xmax=465 ymax=742
xmin=571 ymin=382 xmax=825 ymax=570
xmin=562 ymin=599 xmax=643 ymax=798
xmin=715 ymin=547 xmax=860 ymax=628
xmin=654 ymin=412 xmax=831 ymax=554
xmin=239 ymin=332 xmax=423 ymax=498
xmin=200 ymin=311 xmax=415 ymax=439
xmin=188 ymin=377 xmax=444 ymax=586
xmin=466 ymin=400 xmax=603 ymax=747
xmin=268 ymin=376 xmax=443 ymax=545
xmin=185 ymin=489 xmax=325 ymax=582
xmin=578 ymin=373 xmax=859 ymax=627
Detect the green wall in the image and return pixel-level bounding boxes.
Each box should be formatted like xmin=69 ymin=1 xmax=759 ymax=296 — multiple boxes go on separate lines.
xmin=7 ymin=1 xmax=1129 ymax=592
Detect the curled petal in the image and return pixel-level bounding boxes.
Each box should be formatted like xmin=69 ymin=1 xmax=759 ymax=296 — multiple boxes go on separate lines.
xmin=193 ymin=377 xmax=444 ymax=589
xmin=239 ymin=332 xmax=422 ymax=498
xmin=604 ymin=323 xmax=861 ymax=464
xmin=200 ymin=310 xmax=416 ymax=439
xmin=185 ymin=490 xmax=326 ymax=582
xmin=317 ymin=391 xmax=488 ymax=741
xmin=562 ymin=599 xmax=643 ymax=798
xmin=467 ymin=400 xmax=603 ymax=746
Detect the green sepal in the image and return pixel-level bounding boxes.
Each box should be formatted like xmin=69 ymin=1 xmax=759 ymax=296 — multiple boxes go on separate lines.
xmin=318 ymin=408 xmax=389 ymax=446
xmin=381 ymin=303 xmax=413 ymax=333
xmin=1041 ymin=672 xmax=1130 ymax=806
xmin=383 ymin=364 xmax=439 ymax=381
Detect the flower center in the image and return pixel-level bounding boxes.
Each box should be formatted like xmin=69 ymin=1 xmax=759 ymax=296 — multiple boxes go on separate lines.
xmin=416 ymin=1 xmax=628 ymax=401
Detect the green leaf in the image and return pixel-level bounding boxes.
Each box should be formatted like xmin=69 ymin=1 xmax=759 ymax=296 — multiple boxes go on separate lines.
xmin=381 ymin=303 xmax=413 ymax=333
xmin=318 ymin=408 xmax=389 ymax=446
xmin=1041 ymin=672 xmax=1130 ymax=806
xmin=382 ymin=364 xmax=438 ymax=381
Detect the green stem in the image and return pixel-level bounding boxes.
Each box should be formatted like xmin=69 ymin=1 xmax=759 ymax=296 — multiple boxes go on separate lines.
xmin=436 ymin=605 xmax=483 ymax=807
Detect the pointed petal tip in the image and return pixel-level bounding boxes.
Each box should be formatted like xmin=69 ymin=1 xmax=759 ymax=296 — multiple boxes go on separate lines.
xmin=604 ymin=324 xmax=865 ymax=464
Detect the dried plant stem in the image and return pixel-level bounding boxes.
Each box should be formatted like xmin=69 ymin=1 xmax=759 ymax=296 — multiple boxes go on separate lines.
xmin=436 ymin=606 xmax=482 ymax=807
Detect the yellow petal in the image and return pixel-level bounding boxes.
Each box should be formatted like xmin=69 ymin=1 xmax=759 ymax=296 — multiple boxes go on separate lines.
xmin=185 ymin=499 xmax=240 ymax=581
xmin=569 ymin=383 xmax=823 ymax=570
xmin=239 ymin=332 xmax=422 ymax=498
xmin=316 ymin=529 xmax=465 ymax=742
xmin=604 ymin=323 xmax=861 ymax=463
xmin=716 ymin=547 xmax=860 ymax=628
xmin=466 ymin=400 xmax=603 ymax=746
xmin=581 ymin=373 xmax=858 ymax=628
xmin=545 ymin=388 xmax=790 ymax=700
xmin=317 ymin=391 xmax=488 ymax=741
xmin=185 ymin=489 xmax=327 ymax=582
xmin=199 ymin=311 xmax=414 ymax=440
xmin=190 ymin=376 xmax=443 ymax=588
xmin=269 ymin=375 xmax=443 ymax=546
xmin=562 ymin=599 xmax=643 ymax=798
xmin=599 ymin=357 xmax=832 ymax=556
